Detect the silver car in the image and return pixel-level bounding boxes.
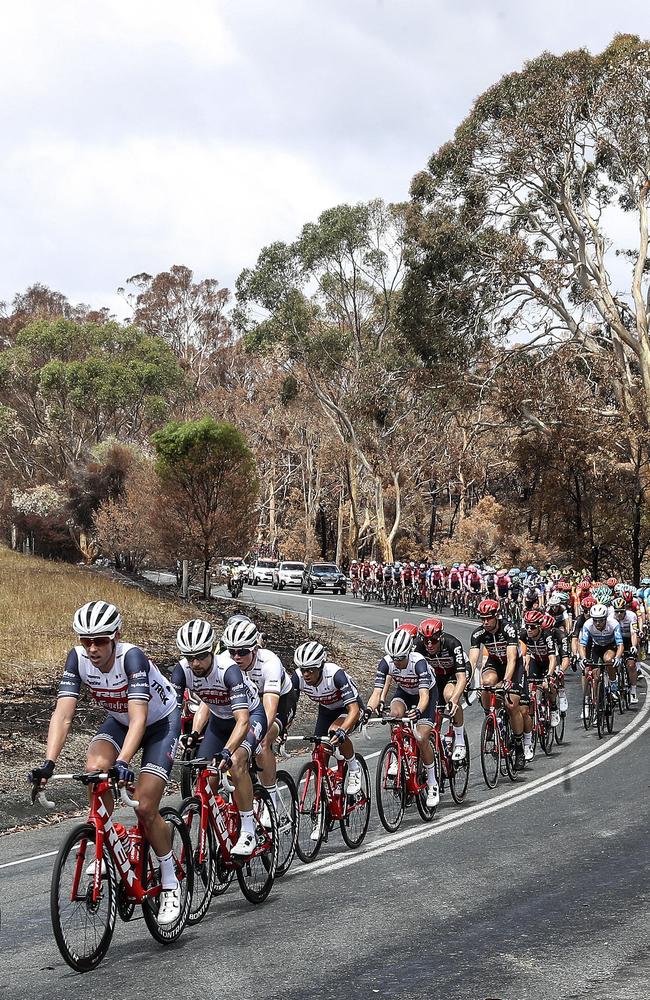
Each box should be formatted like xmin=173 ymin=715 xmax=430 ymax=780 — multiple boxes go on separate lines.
xmin=251 ymin=558 xmax=278 ymax=586
xmin=272 ymin=561 xmax=306 ymax=590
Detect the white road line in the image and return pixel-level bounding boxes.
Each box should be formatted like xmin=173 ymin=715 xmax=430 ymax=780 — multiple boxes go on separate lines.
xmin=302 ymin=687 xmax=650 ymax=877
xmin=0 ymin=850 xmax=57 ymax=870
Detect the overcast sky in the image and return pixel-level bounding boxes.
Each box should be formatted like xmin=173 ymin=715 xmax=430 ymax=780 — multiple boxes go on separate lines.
xmin=1 ymin=1 xmax=647 ymax=318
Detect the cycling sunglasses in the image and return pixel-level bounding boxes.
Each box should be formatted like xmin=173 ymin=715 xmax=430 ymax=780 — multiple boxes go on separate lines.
xmin=228 ymin=647 xmax=255 ymax=657
xmin=79 ymin=635 xmax=113 ymax=648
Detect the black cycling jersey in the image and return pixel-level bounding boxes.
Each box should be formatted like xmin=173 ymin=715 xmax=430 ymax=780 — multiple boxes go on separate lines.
xmin=414 ymin=633 xmax=468 ymax=682
xmin=470 ymin=619 xmax=518 ymax=666
xmin=519 ymin=627 xmax=555 ymax=661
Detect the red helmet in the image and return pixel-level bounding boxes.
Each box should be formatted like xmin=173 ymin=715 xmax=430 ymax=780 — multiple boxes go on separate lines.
xmin=577 ymin=581 xmax=591 ymax=594
xmin=397 ymin=622 xmax=418 ymax=637
xmin=540 ymin=613 xmax=555 ymax=630
xmin=478 ymin=598 xmax=499 ymax=618
xmin=606 ymin=577 xmax=617 ymax=588
xmin=523 ymin=609 xmax=545 ymax=627
xmin=581 ymin=594 xmax=596 ymax=611
xmin=418 ymin=617 xmax=443 ymax=641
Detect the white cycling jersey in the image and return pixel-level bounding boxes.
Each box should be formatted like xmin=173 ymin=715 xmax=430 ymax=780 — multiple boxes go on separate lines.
xmin=374 ymin=651 xmax=435 ymax=691
xmin=244 ymin=648 xmax=293 ymax=697
xmin=171 ymin=652 xmax=259 ymax=719
xmin=579 ymin=616 xmax=623 ymax=649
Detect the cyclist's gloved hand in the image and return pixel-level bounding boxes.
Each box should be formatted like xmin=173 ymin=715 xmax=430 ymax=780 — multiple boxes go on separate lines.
xmin=378 ymin=699 xmax=386 ymax=716
xmin=629 ymin=646 xmax=638 ymax=657
xmin=113 ymin=759 xmax=135 ymax=786
xmin=359 ymin=708 xmax=372 ymax=727
xmin=179 ymin=731 xmax=201 ymax=754
xmin=613 ymin=656 xmax=623 ymax=669
xmin=28 ymin=759 xmax=55 ymax=801
xmin=215 ymin=748 xmax=233 ymax=771
xmin=501 ymin=678 xmax=512 ymax=692
xmin=330 ymin=728 xmax=348 ymax=746
xmin=406 ymin=707 xmax=422 ymax=721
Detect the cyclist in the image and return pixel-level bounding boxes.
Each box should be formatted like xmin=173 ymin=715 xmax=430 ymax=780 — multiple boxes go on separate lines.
xmin=172 ymin=618 xmax=267 ymax=856
xmin=611 ymin=597 xmax=639 ymax=704
xmin=520 ymin=609 xmax=560 ymax=745
xmin=415 ymin=617 xmax=469 ymax=762
xmin=469 ymin=598 xmax=527 ymax=770
xmin=578 ymin=603 xmax=624 ymax=704
xmin=28 ymin=601 xmax=182 ymax=924
xmin=292 ymin=640 xmax=363 ymax=794
xmin=235 ymin=617 xmax=299 ymax=809
xmin=366 ymin=628 xmax=439 ymax=806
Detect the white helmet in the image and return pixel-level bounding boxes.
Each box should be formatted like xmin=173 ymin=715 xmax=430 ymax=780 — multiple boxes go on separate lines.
xmin=294 ymin=640 xmax=326 ymax=670
xmin=73 ymin=601 xmax=121 ymax=638
xmin=591 ymin=603 xmax=608 ymax=620
xmin=222 ymin=619 xmax=259 ymax=649
xmin=226 ymin=613 xmax=253 ymax=628
xmin=176 ymin=619 xmax=214 ymax=656
xmin=384 ymin=628 xmax=413 ymax=658
xmin=548 ymin=592 xmax=563 ymax=607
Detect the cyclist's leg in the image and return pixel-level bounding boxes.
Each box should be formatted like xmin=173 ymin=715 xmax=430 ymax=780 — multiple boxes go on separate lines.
xmin=86 ymin=717 xmax=123 ymax=813
xmin=480 ymin=666 xmax=499 ymax=712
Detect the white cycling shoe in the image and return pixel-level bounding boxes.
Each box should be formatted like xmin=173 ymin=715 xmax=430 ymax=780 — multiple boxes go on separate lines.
xmin=550 ymin=709 xmax=561 ymax=727
xmin=426 ymin=784 xmax=439 ymax=808
xmin=259 ymin=804 xmax=272 ymax=828
xmin=346 ymin=769 xmax=362 ymax=796
xmin=387 ymin=757 xmax=399 ymax=778
xmin=451 ymin=743 xmax=466 ymax=763
xmin=630 ymin=691 xmax=639 ymax=704
xmin=157 ymin=885 xmax=181 ymax=925
xmin=85 ymin=859 xmax=107 ymax=878
xmin=523 ymin=744 xmax=535 ymax=762
xmin=231 ymin=830 xmax=257 ymax=856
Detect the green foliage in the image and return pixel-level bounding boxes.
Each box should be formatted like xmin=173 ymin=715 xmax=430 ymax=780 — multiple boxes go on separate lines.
xmin=152 ymin=416 xmax=255 ymax=479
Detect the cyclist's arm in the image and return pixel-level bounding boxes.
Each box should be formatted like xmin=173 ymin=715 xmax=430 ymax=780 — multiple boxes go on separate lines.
xmin=44 ymin=696 xmax=78 ymax=763
xmin=333 ymin=669 xmax=360 ymax=733
xmin=262 ymin=691 xmax=280 ymax=731
xmin=119 ymin=700 xmax=149 ymax=765
xmin=224 ymin=706 xmax=251 ymax=755
xmin=503 ymin=625 xmax=519 ymax=682
xmin=367 ymin=659 xmax=389 ymax=713
xmin=415 ymin=660 xmax=432 ymax=713
xmin=192 ymin=700 xmax=210 ymax=736
xmin=449 ymin=642 xmax=468 ymax=702
xmin=614 ymin=623 xmax=624 ymax=658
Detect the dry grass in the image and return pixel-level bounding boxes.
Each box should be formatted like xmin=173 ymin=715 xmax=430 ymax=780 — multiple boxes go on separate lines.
xmin=0 ymin=546 xmax=190 ymax=687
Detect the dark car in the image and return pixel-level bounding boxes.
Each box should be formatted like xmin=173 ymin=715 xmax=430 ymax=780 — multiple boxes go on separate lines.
xmin=301 ymin=561 xmax=347 ymax=595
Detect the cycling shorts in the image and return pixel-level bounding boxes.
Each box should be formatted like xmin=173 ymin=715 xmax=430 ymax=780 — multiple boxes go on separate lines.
xmin=200 ymin=705 xmax=267 ymax=762
xmin=527 ymin=656 xmax=552 ymax=681
xmin=587 ymin=642 xmax=617 ymax=663
xmin=390 ymin=685 xmax=437 ymax=727
xmin=314 ymin=697 xmax=364 ymax=736
xmin=481 ymin=657 xmax=525 ymax=692
xmin=434 ymin=672 xmax=462 ymax=704
xmin=469 ymin=582 xmax=482 ymax=593
xmin=90 ymin=709 xmax=181 ymax=782
xmin=449 ymin=580 xmax=461 ymax=591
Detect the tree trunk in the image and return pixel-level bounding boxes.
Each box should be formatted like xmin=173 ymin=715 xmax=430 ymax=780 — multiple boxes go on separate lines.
xmin=374 ymin=476 xmax=392 ymax=562
xmin=632 ymin=490 xmax=643 ymax=586
xmin=268 ymin=464 xmax=277 ymax=550
xmin=346 ymin=455 xmax=361 ymax=561
xmin=335 ymin=489 xmax=345 ymax=566
xmin=203 ymin=558 xmax=210 ymax=599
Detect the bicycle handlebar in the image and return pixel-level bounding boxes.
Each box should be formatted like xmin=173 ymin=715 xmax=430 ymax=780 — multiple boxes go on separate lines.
xmin=33 ymin=770 xmax=140 ymax=809
xmin=181 ymin=757 xmax=235 ymax=794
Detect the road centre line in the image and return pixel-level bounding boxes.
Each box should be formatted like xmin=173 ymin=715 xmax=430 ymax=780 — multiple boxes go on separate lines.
xmin=299 ymin=683 xmax=650 ymax=877
xmin=0 ymin=850 xmax=57 ymax=870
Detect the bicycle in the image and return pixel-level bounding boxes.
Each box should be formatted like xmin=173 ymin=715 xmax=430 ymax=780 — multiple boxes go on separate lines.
xmin=295 ymin=737 xmax=371 ymax=862
xmin=373 ymin=717 xmax=438 ymax=831
xmin=478 ymin=686 xmax=518 ymax=788
xmin=431 ymin=705 xmax=470 ymax=804
xmin=36 ymin=769 xmax=192 ymax=972
xmin=527 ymin=675 xmax=554 ymax=757
xmin=179 ymin=757 xmax=279 ymax=923
xmin=450 ymin=590 xmax=462 ymax=617
xmin=178 ymin=689 xmax=203 ymax=799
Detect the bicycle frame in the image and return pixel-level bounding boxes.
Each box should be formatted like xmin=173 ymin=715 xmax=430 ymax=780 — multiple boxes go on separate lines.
xmin=300 ymin=739 xmax=367 ymax=821
xmin=189 ymin=764 xmax=271 ymax=866
xmin=382 ymin=719 xmax=427 ymax=796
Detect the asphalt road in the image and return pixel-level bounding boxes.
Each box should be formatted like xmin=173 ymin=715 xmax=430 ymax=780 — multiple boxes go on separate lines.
xmin=1 ymin=581 xmax=649 ymax=999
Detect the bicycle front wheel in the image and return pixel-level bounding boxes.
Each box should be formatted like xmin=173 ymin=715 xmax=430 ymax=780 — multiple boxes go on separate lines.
xmin=142 ymin=807 xmax=193 ymax=943
xmin=340 ymin=755 xmax=371 ymax=848
xmin=415 ymin=746 xmax=439 ymax=822
xmin=236 ymin=784 xmax=278 ymax=904
xmin=595 ymin=679 xmax=605 ymax=739
xmin=375 ymin=743 xmax=406 ymax=832
xmin=51 ymin=822 xmax=116 ymax=973
xmin=180 ymin=795 xmax=216 ymax=925
xmin=274 ymin=770 xmax=299 ymax=877
xmin=295 ymin=761 xmax=326 ymax=863
xmin=480 ymin=715 xmax=500 ymax=788
xmin=605 ymin=687 xmax=615 ymax=734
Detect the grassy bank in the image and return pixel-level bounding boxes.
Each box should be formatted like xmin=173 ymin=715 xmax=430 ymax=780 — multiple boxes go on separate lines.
xmin=0 ymin=546 xmax=189 ymax=687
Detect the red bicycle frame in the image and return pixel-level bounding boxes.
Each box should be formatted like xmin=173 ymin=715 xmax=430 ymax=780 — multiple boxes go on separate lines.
xmin=187 ymin=763 xmax=271 ymax=866
xmin=382 ymin=720 xmax=427 ymax=796
xmin=300 ymin=739 xmax=366 ymax=821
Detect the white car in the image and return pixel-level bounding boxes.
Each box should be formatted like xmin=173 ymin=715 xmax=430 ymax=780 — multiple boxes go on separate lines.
xmin=272 ymin=561 xmax=306 ymax=590
xmin=250 ymin=558 xmax=278 ymax=586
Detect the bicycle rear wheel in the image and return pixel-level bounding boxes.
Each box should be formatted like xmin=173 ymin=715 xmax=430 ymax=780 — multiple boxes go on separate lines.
xmin=605 ymin=687 xmax=615 ymax=734
xmin=375 ymin=743 xmax=406 ymax=832
xmin=235 ymin=785 xmax=278 ymax=903
xmin=480 ymin=714 xmax=500 ymax=788
xmin=595 ymin=679 xmax=605 ymax=739
xmin=502 ymin=714 xmax=517 ymax=781
xmin=340 ymin=755 xmax=371 ymax=848
xmin=180 ymin=795 xmax=216 ymax=925
xmin=295 ymin=761 xmax=325 ymax=863
xmin=555 ymin=710 xmax=566 ymax=744
xmin=142 ymin=807 xmax=193 ymax=943
xmin=449 ymin=733 xmax=470 ymax=803
xmin=51 ymin=822 xmax=116 ymax=973
xmin=274 ymin=770 xmax=299 ymax=877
